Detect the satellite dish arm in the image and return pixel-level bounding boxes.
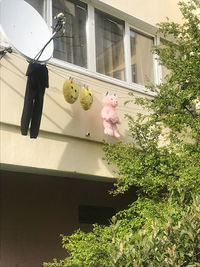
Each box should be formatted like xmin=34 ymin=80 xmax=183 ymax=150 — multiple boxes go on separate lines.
xmin=33 ymin=13 xmax=66 ymax=62
xmin=33 ymin=32 xmax=56 ymax=62
xmin=0 ymin=46 xmax=12 ymax=60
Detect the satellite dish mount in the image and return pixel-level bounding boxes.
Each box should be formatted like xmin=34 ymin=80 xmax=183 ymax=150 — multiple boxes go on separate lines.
xmin=33 ymin=12 xmax=66 ymax=62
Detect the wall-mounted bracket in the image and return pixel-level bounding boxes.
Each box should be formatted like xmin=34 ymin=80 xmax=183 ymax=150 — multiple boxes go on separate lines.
xmin=0 ymin=46 xmax=12 ymax=59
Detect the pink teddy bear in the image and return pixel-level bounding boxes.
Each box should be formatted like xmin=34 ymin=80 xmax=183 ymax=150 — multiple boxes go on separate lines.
xmin=101 ymin=93 xmax=121 ymax=138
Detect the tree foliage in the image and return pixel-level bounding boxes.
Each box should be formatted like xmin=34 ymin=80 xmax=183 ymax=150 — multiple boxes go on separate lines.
xmin=44 ymin=1 xmax=200 ymax=266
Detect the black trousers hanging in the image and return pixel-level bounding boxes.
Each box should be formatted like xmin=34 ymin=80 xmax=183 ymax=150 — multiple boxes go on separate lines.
xmin=21 ymin=62 xmax=49 ymax=138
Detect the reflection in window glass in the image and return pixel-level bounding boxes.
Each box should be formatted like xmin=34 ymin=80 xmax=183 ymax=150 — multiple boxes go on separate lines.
xmin=95 ymin=10 xmax=125 ymax=81
xmin=24 ymin=0 xmax=44 ymax=16
xmin=130 ymin=30 xmax=154 ymax=86
xmin=161 ymin=65 xmax=171 ymax=82
xmin=160 ymin=39 xmax=171 ymax=82
xmin=52 ymin=0 xmax=87 ymax=68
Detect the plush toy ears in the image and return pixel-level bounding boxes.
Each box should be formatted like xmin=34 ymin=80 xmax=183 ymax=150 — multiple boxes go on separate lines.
xmin=69 ymin=76 xmax=74 ymax=83
xmin=105 ymin=92 xmax=117 ymax=96
xmin=84 ymin=84 xmax=89 ymax=90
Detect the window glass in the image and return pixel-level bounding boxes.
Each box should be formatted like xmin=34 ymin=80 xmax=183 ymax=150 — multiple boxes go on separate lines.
xmin=160 ymin=39 xmax=171 ymax=82
xmin=24 ymin=0 xmax=44 ymax=16
xmin=130 ymin=30 xmax=154 ymax=86
xmin=52 ymin=0 xmax=87 ymax=68
xmin=161 ymin=64 xmax=171 ymax=82
xmin=95 ymin=10 xmax=125 ymax=81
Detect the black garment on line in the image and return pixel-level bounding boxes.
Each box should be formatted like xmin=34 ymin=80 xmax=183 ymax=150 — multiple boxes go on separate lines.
xmin=21 ymin=62 xmax=49 ymax=138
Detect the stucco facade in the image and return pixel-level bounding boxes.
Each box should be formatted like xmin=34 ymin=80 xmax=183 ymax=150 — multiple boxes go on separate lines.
xmin=100 ymin=0 xmax=183 ymax=25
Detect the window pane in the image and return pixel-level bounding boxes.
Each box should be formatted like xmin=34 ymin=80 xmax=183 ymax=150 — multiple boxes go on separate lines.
xmin=95 ymin=10 xmax=125 ymax=81
xmin=160 ymin=39 xmax=171 ymax=82
xmin=130 ymin=30 xmax=154 ymax=86
xmin=24 ymin=0 xmax=44 ymax=16
xmin=52 ymin=0 xmax=87 ymax=68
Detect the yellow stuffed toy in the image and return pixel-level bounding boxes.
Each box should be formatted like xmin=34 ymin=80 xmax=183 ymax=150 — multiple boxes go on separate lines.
xmin=63 ymin=77 xmax=79 ymax=104
xmin=80 ymin=85 xmax=93 ymax=110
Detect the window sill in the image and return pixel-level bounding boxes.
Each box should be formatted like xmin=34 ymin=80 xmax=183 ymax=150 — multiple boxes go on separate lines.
xmin=48 ymin=57 xmax=156 ymax=97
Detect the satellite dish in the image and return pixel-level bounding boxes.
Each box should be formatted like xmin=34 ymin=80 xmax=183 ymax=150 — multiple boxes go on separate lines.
xmin=0 ymin=0 xmax=54 ymax=62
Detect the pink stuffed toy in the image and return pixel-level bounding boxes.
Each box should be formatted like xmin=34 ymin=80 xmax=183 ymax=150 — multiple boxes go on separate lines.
xmin=101 ymin=93 xmax=121 ymax=138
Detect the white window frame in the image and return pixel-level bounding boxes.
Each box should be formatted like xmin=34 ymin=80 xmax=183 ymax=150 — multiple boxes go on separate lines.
xmin=128 ymin=25 xmax=158 ymax=87
xmin=124 ymin=22 xmax=132 ymax=84
xmin=44 ymin=0 xmax=160 ymax=96
xmin=86 ymin=5 xmax=96 ymax=72
xmin=44 ymin=0 xmax=53 ymax=31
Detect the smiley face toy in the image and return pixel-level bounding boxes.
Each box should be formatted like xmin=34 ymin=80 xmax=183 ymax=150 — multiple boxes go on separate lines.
xmin=63 ymin=78 xmax=79 ymax=104
xmin=80 ymin=85 xmax=93 ymax=110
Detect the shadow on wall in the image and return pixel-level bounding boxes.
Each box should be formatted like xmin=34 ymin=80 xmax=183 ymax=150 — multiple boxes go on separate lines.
xmin=1 ymin=53 xmax=128 ymax=177
xmin=2 ymin=53 xmax=130 ymax=142
xmin=0 ymin=55 xmax=108 ymax=176
xmin=47 ymin=66 xmax=119 ymax=177
xmin=1 ymin=55 xmax=72 ymax=131
xmin=1 ymin=77 xmax=70 ymax=132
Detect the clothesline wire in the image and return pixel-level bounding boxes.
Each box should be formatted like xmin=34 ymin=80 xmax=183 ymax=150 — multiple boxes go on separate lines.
xmin=47 ymin=66 xmax=146 ymax=101
xmin=10 ymin=52 xmax=151 ymax=99
xmin=7 ymin=53 xmax=148 ymax=106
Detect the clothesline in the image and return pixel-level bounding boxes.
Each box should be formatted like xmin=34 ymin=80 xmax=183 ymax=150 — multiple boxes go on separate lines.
xmin=47 ymin=66 xmax=149 ymax=113
xmin=47 ymin=66 xmax=146 ymax=101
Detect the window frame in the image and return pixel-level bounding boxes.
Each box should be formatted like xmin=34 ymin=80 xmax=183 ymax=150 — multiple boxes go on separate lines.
xmin=43 ymin=0 xmax=161 ymax=96
xmin=94 ymin=8 xmax=126 ymax=81
xmin=129 ymin=26 xmax=157 ymax=86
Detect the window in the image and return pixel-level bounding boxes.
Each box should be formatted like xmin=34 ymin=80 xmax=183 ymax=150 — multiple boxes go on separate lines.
xmin=161 ymin=63 xmax=171 ymax=82
xmin=52 ymin=0 xmax=87 ymax=68
xmin=95 ymin=10 xmax=125 ymax=81
xmin=79 ymin=205 xmax=115 ymax=225
xmin=160 ymin=39 xmax=171 ymax=82
xmin=130 ymin=30 xmax=154 ymax=86
xmin=24 ymin=0 xmax=44 ymax=16
xmin=24 ymin=0 xmax=158 ymax=92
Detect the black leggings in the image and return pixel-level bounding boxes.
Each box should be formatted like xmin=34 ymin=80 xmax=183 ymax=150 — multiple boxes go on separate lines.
xmin=21 ymin=62 xmax=49 ymax=138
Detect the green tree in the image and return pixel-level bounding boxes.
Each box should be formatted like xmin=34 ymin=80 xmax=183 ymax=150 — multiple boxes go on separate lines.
xmin=44 ymin=1 xmax=200 ymax=266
